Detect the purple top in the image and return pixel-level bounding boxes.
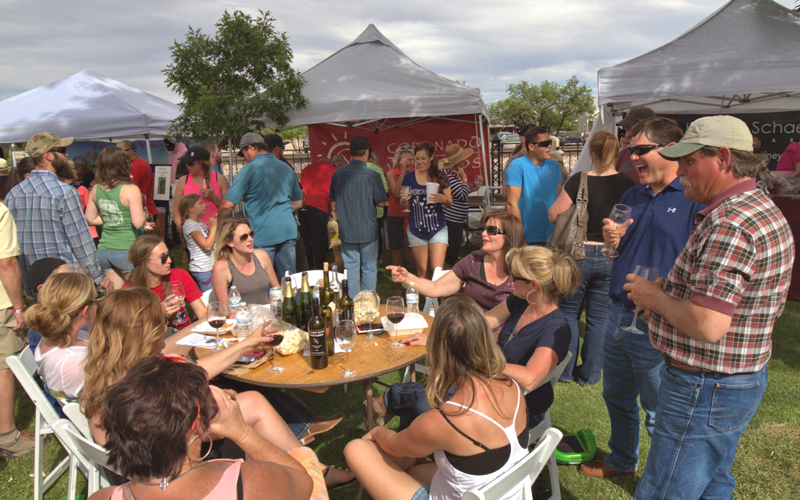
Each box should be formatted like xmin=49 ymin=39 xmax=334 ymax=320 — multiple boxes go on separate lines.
xmin=452 ymin=251 xmax=515 ymax=312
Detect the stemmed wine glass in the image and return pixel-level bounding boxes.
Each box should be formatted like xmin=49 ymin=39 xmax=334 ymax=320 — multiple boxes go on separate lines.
xmin=264 ymin=323 xmax=285 ymax=374
xmin=386 ymin=296 xmax=405 ymax=349
xmin=622 ymin=265 xmax=659 ymax=334
xmin=169 ymin=281 xmax=187 ymax=325
xmin=207 ymin=302 xmax=226 ymax=351
xmin=335 ymin=320 xmax=357 ymax=378
xmin=602 ymin=204 xmax=632 ymax=258
xmin=402 ymin=186 xmax=411 ymax=213
xmin=360 ymin=291 xmax=381 ymax=340
xmin=475 ymin=174 xmax=483 ymax=187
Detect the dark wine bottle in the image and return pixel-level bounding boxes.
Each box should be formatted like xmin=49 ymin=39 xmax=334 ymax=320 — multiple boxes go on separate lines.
xmin=322 ymin=262 xmax=334 ymax=306
xmin=281 ymin=273 xmax=299 ymax=327
xmin=338 ymin=270 xmax=354 ymax=322
xmin=308 ymin=297 xmax=328 ymax=370
xmin=297 ymin=272 xmax=312 ymax=331
xmin=319 ymin=279 xmax=334 ymax=356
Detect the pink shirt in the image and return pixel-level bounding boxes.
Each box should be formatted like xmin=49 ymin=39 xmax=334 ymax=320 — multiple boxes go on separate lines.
xmin=109 ymin=459 xmax=243 ymax=500
xmin=183 ymin=171 xmax=222 ymax=224
xmin=776 ymin=142 xmax=800 ymax=172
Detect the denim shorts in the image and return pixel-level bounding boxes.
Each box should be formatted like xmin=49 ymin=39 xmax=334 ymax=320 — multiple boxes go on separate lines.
xmin=98 ymin=249 xmax=134 ymax=273
xmin=411 ymin=486 xmax=430 ymax=500
xmin=407 ymin=226 xmax=448 ymax=247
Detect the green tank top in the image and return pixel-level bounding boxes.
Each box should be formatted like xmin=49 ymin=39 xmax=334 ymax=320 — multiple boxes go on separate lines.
xmin=96 ymin=184 xmax=137 ymax=251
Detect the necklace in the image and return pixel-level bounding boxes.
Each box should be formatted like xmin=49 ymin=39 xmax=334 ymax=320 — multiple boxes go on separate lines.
xmin=504 ymin=303 xmax=558 ymax=349
xmin=139 ymin=461 xmax=207 ymax=490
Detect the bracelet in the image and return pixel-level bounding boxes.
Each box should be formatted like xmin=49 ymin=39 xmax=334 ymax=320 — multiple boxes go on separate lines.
xmin=13 ymin=307 xmax=25 ymax=314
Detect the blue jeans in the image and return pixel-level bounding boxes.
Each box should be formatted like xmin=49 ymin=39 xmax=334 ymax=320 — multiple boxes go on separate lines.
xmin=341 ymin=239 xmax=378 ymax=298
xmin=558 ymin=245 xmax=611 ymax=385
xmin=635 ymin=365 xmax=768 ymax=500
xmin=601 ymin=299 xmax=664 ymax=473
xmin=260 ymin=239 xmax=296 ymax=279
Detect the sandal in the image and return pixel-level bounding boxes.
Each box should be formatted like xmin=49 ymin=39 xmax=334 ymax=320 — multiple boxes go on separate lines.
xmin=324 ymin=465 xmax=357 ymax=491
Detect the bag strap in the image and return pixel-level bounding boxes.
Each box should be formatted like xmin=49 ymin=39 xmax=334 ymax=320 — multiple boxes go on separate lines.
xmin=574 ymin=172 xmax=589 ymax=245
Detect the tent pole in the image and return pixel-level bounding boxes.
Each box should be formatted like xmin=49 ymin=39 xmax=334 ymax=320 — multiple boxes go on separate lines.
xmin=477 ymin=114 xmax=488 ymax=185
xmin=10 ymin=144 xmax=16 ymax=168
xmin=144 ymin=134 xmax=153 ymax=164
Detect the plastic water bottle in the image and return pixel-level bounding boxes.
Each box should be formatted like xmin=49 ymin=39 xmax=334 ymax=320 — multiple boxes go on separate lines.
xmin=229 ymin=286 xmax=241 ymax=310
xmin=406 ymin=282 xmax=419 ymax=315
xmin=236 ymin=303 xmax=251 ymax=339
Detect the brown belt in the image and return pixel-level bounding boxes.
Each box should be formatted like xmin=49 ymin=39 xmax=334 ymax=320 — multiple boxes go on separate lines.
xmin=663 ymin=355 xmax=704 ymax=373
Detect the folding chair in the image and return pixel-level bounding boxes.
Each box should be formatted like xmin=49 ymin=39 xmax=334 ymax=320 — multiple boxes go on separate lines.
xmin=52 ymin=419 xmax=113 ymax=497
xmin=421 ymin=267 xmax=450 ymax=317
xmin=61 ymin=402 xmax=93 ymax=440
xmin=462 ymin=427 xmax=563 ymax=500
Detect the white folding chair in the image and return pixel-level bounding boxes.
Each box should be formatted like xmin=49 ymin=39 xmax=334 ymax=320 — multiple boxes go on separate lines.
xmin=462 ymin=428 xmax=563 ymax=500
xmin=524 ymin=351 xmax=572 ymax=500
xmin=200 ymin=288 xmax=213 ymax=307
xmin=421 ymin=267 xmax=449 ymax=317
xmin=52 ymin=419 xmax=113 ymax=497
xmin=62 ymin=402 xmax=93 ymax=440
xmin=7 ymin=350 xmax=75 ymax=500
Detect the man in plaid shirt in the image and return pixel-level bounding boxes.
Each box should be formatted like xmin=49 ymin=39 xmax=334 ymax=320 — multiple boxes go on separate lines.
xmin=5 ymin=132 xmax=109 ymax=295
xmin=625 ymin=116 xmax=794 ymax=500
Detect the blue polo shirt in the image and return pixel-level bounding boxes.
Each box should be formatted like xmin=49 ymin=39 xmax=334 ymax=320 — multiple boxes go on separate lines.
xmin=505 ymin=157 xmax=562 ymax=243
xmin=609 ymin=177 xmax=705 ymax=307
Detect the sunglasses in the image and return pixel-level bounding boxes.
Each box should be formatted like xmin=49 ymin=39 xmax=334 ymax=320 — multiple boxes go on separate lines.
xmin=49 ymin=147 xmax=67 ymax=155
xmin=534 ymin=140 xmax=552 ymax=148
xmin=480 ymin=225 xmax=505 ymax=235
xmin=238 ymin=231 xmax=255 ymax=242
xmin=627 ymin=143 xmax=666 ymax=156
xmin=512 ymin=275 xmax=530 ymax=283
xmin=152 ymin=253 xmax=170 ymax=264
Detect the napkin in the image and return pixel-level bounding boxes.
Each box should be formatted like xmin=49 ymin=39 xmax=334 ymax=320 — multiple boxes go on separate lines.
xmin=176 ymin=333 xmax=218 ymax=349
xmin=381 ymin=312 xmax=428 ymax=331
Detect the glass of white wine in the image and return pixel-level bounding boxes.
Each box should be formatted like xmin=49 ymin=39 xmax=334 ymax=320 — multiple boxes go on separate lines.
xmin=621 ymin=265 xmax=659 ymax=334
xmin=602 ymin=204 xmax=632 ymax=258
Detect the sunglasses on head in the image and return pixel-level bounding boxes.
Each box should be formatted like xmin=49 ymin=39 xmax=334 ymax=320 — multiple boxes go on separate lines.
xmin=49 ymin=147 xmax=67 ymax=155
xmin=480 ymin=225 xmax=505 ymax=235
xmin=152 ymin=253 xmax=170 ymax=264
xmin=627 ymin=143 xmax=666 ymax=156
xmin=534 ymin=140 xmax=552 ymax=148
xmin=238 ymin=231 xmax=255 ymax=242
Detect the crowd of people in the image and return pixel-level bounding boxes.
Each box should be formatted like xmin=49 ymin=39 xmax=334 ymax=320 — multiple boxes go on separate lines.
xmin=0 ymin=110 xmax=793 ymax=500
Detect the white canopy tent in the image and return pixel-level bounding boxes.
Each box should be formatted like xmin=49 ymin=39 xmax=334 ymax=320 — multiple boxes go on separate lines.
xmin=0 ymin=70 xmax=179 ymax=163
xmin=573 ymin=0 xmax=800 ymax=175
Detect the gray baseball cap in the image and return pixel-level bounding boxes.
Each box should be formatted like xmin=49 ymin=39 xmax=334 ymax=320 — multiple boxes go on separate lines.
xmin=237 ymin=132 xmax=264 ymax=157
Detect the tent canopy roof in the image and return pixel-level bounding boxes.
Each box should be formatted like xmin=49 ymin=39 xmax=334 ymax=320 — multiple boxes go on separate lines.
xmin=598 ymin=0 xmax=800 ymax=114
xmin=265 ymin=24 xmax=489 ymax=128
xmin=0 ymin=70 xmax=179 ymax=143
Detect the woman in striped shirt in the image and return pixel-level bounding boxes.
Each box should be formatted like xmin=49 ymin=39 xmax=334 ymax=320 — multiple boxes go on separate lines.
xmin=439 ymin=144 xmax=473 ymax=268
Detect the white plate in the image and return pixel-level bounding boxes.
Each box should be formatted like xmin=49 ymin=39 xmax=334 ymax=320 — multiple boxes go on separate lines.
xmin=192 ymin=319 xmax=236 ymax=334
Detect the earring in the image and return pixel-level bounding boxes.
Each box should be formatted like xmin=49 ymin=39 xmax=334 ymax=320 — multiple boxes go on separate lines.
xmin=526 ymin=290 xmax=539 ymax=306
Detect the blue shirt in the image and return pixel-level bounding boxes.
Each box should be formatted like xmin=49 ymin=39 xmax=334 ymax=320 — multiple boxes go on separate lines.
xmin=329 ymin=160 xmax=388 ymax=244
xmin=401 ymin=171 xmax=450 ymax=240
xmin=609 ymin=178 xmax=706 ymax=307
xmin=210 ymin=163 xmax=223 ymax=175
xmin=5 ymin=170 xmax=103 ymax=294
xmin=224 ymin=153 xmax=302 ymax=248
xmin=505 ymin=157 xmax=562 ymax=243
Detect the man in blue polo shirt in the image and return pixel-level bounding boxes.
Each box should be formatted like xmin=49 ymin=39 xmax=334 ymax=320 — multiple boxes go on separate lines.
xmin=329 ymin=136 xmax=388 ymax=297
xmin=219 ymin=132 xmax=303 ymax=278
xmin=506 ymin=126 xmax=562 ymax=244
xmin=580 ymin=117 xmax=705 ymax=479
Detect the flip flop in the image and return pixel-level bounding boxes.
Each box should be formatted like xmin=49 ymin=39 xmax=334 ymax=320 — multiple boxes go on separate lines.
xmin=324 ymin=465 xmax=358 ymax=491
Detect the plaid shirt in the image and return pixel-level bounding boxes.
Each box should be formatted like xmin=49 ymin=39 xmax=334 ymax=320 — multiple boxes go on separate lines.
xmin=5 ymin=170 xmax=103 ymax=295
xmin=649 ymin=180 xmax=794 ymax=373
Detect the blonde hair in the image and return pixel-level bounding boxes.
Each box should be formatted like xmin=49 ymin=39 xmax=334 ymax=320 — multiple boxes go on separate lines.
xmin=214 ymin=218 xmax=250 ymax=262
xmin=505 ymin=246 xmax=582 ymax=304
xmin=178 ymin=193 xmax=202 ymax=221
xmin=127 ymin=235 xmax=166 ymax=293
xmin=80 ymin=288 xmax=166 ymax=421
xmin=25 ymin=273 xmax=94 ymax=348
xmin=426 ymin=296 xmax=509 ymax=413
xmin=589 ymin=130 xmax=619 ymax=174
xmin=392 ymin=147 xmax=414 ymax=169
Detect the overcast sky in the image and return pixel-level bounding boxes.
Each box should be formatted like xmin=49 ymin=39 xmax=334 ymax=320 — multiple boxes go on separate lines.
xmin=1 ymin=0 xmax=795 ymax=105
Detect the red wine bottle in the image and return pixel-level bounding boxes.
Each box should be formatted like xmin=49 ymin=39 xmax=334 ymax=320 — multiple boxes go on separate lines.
xmin=308 ymin=298 xmax=328 ymax=370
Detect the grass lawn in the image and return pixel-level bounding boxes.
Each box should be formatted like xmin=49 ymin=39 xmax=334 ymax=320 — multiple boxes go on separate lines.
xmin=2 ymin=242 xmax=798 ymax=499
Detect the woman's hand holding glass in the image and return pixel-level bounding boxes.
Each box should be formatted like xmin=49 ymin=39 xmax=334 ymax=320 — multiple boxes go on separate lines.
xmin=161 ymin=293 xmax=181 ymax=317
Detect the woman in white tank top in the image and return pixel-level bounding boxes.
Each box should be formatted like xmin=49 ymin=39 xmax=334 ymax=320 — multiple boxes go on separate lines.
xmin=344 ymin=296 xmax=530 ymax=500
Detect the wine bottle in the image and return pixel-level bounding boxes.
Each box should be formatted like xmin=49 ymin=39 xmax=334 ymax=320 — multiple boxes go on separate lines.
xmin=330 ymin=264 xmax=341 ymax=300
xmin=338 ymin=270 xmax=354 ymax=322
xmin=320 ymin=279 xmax=334 ymax=356
xmin=322 ymin=262 xmax=334 ymax=307
xmin=281 ymin=275 xmax=299 ymax=327
xmin=298 ymin=272 xmax=313 ymax=331
xmin=308 ymin=297 xmax=328 ymax=370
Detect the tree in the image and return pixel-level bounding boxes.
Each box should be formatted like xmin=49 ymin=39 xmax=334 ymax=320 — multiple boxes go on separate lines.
xmin=261 ymin=125 xmax=308 ymax=151
xmin=490 ymin=76 xmax=595 ymax=133
xmin=164 ymin=10 xmax=307 ymax=146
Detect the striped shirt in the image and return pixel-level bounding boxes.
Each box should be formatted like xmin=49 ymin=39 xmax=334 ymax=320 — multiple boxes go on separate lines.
xmin=443 ymin=170 xmax=470 ymax=224
xmin=6 ymin=170 xmax=103 ymax=294
xmin=182 ymin=219 xmax=214 ymax=273
xmin=329 ymin=160 xmax=388 ymax=244
xmin=648 ymin=180 xmax=794 ymax=373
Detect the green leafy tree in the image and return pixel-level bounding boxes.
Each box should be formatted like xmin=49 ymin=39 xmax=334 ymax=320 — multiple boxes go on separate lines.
xmin=164 ymin=10 xmax=307 ymax=146
xmin=490 ymin=76 xmax=595 ymax=133
xmin=261 ymin=125 xmax=308 ymax=151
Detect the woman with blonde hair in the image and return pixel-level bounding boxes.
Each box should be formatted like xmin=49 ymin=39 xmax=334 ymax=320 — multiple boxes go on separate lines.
xmin=27 ymin=273 xmax=97 ymax=401
xmin=345 ymin=295 xmax=529 ymax=500
xmin=85 ymin=147 xmax=145 ymax=289
xmin=211 ymin=218 xmax=278 ymax=313
xmin=547 ymin=130 xmax=635 ymax=385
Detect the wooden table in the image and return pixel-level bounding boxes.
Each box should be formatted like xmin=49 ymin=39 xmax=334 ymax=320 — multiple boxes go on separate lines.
xmin=193 ymin=306 xmax=431 ymax=430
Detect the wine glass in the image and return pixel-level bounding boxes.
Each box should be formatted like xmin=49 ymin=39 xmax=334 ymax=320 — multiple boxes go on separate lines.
xmin=621 ymin=265 xmax=659 ymax=334
xmin=602 ymin=204 xmax=632 ymax=258
xmin=169 ymin=281 xmax=188 ymax=325
xmin=207 ymin=302 xmax=226 ymax=351
xmin=264 ymin=322 xmax=286 ymax=374
xmin=335 ymin=320 xmax=357 ymax=378
xmin=402 ymin=186 xmax=411 ymax=213
xmin=360 ymin=291 xmax=381 ymax=340
xmin=386 ymin=296 xmax=405 ymax=349
xmin=475 ymin=174 xmax=483 ymax=187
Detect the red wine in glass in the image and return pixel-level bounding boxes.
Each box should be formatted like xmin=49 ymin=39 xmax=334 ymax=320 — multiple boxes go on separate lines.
xmin=387 ymin=312 xmax=405 ymax=324
xmin=263 ymin=334 xmax=284 ymax=347
xmin=386 ymin=296 xmax=405 ymax=349
xmin=208 ymin=319 xmax=225 ymax=329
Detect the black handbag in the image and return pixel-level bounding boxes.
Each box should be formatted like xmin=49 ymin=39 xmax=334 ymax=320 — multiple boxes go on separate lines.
xmin=545 ymin=172 xmax=588 ymax=261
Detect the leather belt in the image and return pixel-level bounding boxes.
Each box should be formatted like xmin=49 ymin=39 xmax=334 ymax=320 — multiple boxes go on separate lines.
xmin=663 ymin=355 xmax=704 ymax=373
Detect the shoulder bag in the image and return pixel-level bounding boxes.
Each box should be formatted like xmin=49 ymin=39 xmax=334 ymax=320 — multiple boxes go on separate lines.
xmin=545 ymin=172 xmax=588 ymax=261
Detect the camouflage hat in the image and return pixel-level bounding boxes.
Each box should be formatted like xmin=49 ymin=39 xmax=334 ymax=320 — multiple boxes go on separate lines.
xmin=25 ymin=132 xmax=74 ymax=157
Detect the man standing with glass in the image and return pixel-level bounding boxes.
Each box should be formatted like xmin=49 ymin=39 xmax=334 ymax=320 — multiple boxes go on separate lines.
xmin=581 ymin=117 xmax=705 ymax=478
xmin=625 ymin=116 xmax=793 ymax=499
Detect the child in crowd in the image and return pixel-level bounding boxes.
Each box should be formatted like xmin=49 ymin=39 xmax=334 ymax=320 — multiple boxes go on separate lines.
xmin=179 ymin=193 xmax=216 ymax=292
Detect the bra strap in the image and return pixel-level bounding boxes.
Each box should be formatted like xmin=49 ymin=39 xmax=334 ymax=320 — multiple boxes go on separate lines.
xmin=439 ymin=410 xmax=489 ymax=451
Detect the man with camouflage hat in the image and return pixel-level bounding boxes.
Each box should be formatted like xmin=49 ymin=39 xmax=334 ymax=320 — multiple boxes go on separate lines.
xmin=625 ymin=116 xmax=794 ymax=499
xmin=5 ymin=132 xmax=108 ymax=294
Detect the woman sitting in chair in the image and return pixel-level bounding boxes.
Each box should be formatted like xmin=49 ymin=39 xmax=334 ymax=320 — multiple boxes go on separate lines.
xmin=344 ymin=295 xmax=529 ymax=500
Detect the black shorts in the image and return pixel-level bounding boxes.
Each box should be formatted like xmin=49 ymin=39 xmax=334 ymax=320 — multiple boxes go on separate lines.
xmin=387 ymin=216 xmax=407 ymax=250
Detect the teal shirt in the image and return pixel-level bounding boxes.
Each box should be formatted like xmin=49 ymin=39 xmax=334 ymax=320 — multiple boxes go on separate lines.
xmin=505 ymin=157 xmax=562 ymax=243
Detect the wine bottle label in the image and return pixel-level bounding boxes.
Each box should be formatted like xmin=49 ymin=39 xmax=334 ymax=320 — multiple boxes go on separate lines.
xmin=339 ymin=308 xmax=353 ymax=322
xmin=309 ymin=329 xmax=327 ymax=356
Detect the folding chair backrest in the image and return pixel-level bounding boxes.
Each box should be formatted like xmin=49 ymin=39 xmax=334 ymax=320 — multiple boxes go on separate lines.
xmin=7 ymin=349 xmax=61 ymax=426
xmin=535 ymin=351 xmax=572 ymax=391
xmin=57 ymin=420 xmax=111 ymax=470
xmin=462 ymin=428 xmax=563 ymax=500
xmin=62 ymin=401 xmax=94 ymax=440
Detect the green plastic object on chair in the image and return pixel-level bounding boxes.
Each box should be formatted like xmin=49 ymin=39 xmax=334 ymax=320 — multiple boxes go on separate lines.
xmin=554 ymin=428 xmax=596 ymax=465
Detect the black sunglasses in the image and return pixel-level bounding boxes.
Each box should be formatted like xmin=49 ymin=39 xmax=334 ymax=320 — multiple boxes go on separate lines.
xmin=152 ymin=253 xmax=170 ymax=264
xmin=480 ymin=225 xmax=505 ymax=235
xmin=49 ymin=147 xmax=67 ymax=155
xmin=511 ymin=275 xmax=530 ymax=283
xmin=534 ymin=140 xmax=552 ymax=148
xmin=627 ymin=143 xmax=666 ymax=156
xmin=238 ymin=231 xmax=255 ymax=242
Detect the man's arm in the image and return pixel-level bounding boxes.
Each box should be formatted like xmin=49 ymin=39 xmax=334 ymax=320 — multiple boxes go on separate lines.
xmin=0 ymin=257 xmax=24 ymax=329
xmin=218 ymin=199 xmax=235 ymax=223
xmin=291 ymin=199 xmax=304 ymax=211
xmin=506 ymin=186 xmax=522 ymax=220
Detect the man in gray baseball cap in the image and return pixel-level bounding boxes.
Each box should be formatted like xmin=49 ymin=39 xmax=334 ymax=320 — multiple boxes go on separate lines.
xmin=624 ymin=115 xmax=794 ymax=499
